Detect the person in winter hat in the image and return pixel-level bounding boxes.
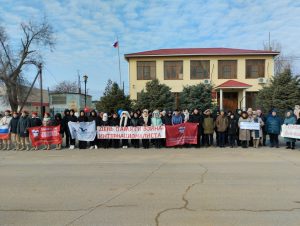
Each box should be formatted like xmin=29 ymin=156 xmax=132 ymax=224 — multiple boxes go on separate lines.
xmin=62 ymin=109 xmax=70 ymax=148
xmin=251 ymin=111 xmax=264 ymax=148
xmin=139 ymin=109 xmax=151 ymax=149
xmin=283 ymin=110 xmax=296 ymax=149
xmin=17 ymin=111 xmax=30 ymax=151
xmin=68 ymin=109 xmax=78 ymax=149
xmin=110 ymin=112 xmax=120 ymax=148
xmin=189 ymin=108 xmax=204 ymax=147
xmin=151 ymin=110 xmax=163 ymax=148
xmin=120 ymin=111 xmax=131 ymax=148
xmin=238 ymin=111 xmax=251 ymax=148
xmin=130 ymin=112 xmax=141 ymax=148
xmin=256 ymin=109 xmax=267 ymax=146
xmin=216 ymin=110 xmax=228 ymax=148
xmin=266 ymin=109 xmax=282 ymax=148
xmin=0 ymin=110 xmax=12 ymax=150
xmin=88 ymin=110 xmax=98 ymax=149
xmin=228 ymin=113 xmax=238 ymax=148
xmin=9 ymin=112 xmax=20 ymax=150
xmin=203 ymin=109 xmax=214 ymax=147
xmin=52 ymin=113 xmax=64 ymax=150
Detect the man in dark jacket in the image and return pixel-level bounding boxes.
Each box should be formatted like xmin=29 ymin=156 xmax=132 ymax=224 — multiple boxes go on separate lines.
xmin=189 ymin=108 xmax=203 ymax=147
xmin=62 ymin=109 xmax=70 ymax=148
xmin=17 ymin=111 xmax=30 ymax=151
xmin=162 ymin=111 xmax=172 ymax=125
xmin=228 ymin=114 xmax=238 ymax=147
xmin=9 ymin=112 xmax=19 ymax=150
xmin=28 ymin=112 xmax=42 ymax=128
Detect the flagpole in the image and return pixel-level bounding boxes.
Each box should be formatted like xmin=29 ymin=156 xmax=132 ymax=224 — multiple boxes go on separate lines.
xmin=117 ymin=37 xmax=122 ymax=88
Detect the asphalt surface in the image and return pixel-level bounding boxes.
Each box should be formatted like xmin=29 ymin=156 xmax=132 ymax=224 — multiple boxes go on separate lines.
xmin=1 ymin=147 xmax=300 ymax=226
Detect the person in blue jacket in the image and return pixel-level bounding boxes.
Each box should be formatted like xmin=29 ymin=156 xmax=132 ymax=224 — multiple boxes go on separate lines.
xmin=283 ymin=110 xmax=296 ymax=149
xmin=266 ymin=109 xmax=282 ymax=148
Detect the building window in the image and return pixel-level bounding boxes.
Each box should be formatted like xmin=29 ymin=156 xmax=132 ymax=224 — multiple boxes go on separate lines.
xmin=246 ymin=92 xmax=258 ymax=109
xmin=164 ymin=61 xmax=183 ymax=80
xmin=137 ymin=61 xmax=156 ymax=80
xmin=190 ymin=60 xmax=210 ymax=79
xmin=52 ymin=95 xmax=66 ymax=105
xmin=218 ymin=60 xmax=237 ymax=79
xmin=246 ymin=59 xmax=265 ymax=78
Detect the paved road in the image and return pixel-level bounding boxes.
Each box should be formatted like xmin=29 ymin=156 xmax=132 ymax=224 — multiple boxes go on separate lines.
xmin=1 ymin=147 xmax=300 ymax=226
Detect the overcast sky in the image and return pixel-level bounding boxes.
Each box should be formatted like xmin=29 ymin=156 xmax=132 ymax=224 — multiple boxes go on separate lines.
xmin=1 ymin=0 xmax=300 ymax=100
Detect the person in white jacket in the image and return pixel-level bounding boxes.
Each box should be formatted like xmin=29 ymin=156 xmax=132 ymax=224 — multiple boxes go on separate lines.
xmin=0 ymin=110 xmax=12 ymax=150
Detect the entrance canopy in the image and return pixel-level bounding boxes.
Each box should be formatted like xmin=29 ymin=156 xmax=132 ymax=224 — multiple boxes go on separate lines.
xmin=215 ymin=80 xmax=252 ymax=90
xmin=215 ymin=80 xmax=252 ymax=111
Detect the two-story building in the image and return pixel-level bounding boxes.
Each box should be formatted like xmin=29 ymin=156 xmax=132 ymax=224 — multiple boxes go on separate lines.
xmin=125 ymin=48 xmax=279 ymax=111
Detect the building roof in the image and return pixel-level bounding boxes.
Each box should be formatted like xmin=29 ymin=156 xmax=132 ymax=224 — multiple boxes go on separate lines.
xmin=125 ymin=48 xmax=280 ymax=59
xmin=215 ymin=80 xmax=252 ymax=89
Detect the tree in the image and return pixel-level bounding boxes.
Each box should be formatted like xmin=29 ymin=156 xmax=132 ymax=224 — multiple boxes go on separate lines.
xmin=263 ymin=40 xmax=292 ymax=75
xmin=135 ymin=79 xmax=174 ymax=110
xmin=53 ymin=81 xmax=78 ymax=93
xmin=179 ymin=83 xmax=212 ymax=111
xmin=0 ymin=19 xmax=54 ymax=111
xmin=96 ymin=80 xmax=131 ymax=113
xmin=256 ymin=68 xmax=300 ymax=117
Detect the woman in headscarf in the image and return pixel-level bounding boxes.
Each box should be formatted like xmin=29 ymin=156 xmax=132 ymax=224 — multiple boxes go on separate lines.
xmin=78 ymin=110 xmax=88 ymax=149
xmin=283 ymin=110 xmax=296 ymax=149
xmin=238 ymin=111 xmax=251 ymax=148
xmin=119 ymin=111 xmax=131 ymax=148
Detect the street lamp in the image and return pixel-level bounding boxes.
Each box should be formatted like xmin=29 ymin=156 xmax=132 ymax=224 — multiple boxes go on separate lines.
xmin=83 ymin=75 xmax=88 ymax=108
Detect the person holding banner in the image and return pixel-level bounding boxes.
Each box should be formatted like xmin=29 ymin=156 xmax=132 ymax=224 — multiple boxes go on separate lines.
xmin=238 ymin=111 xmax=251 ymax=148
xmin=88 ymin=110 xmax=98 ymax=149
xmin=151 ymin=110 xmax=163 ymax=148
xmin=266 ymin=109 xmax=282 ymax=148
xmin=78 ymin=110 xmax=88 ymax=149
xmin=0 ymin=110 xmax=12 ymax=150
xmin=52 ymin=113 xmax=64 ymax=150
xmin=283 ymin=110 xmax=296 ymax=149
xmin=120 ymin=111 xmax=131 ymax=148
xmin=189 ymin=108 xmax=203 ymax=148
xmin=41 ymin=113 xmax=53 ymax=150
xmin=251 ymin=111 xmax=264 ymax=148
xmin=172 ymin=110 xmax=183 ymax=125
xmin=140 ymin=109 xmax=151 ymax=149
xmin=130 ymin=112 xmax=141 ymax=148
xmin=62 ymin=109 xmax=70 ymax=148
xmin=110 ymin=112 xmax=120 ymax=148
xmin=17 ymin=111 xmax=30 ymax=151
xmin=9 ymin=112 xmax=20 ymax=150
xmin=68 ymin=109 xmax=78 ymax=150
xmin=29 ymin=112 xmax=42 ymax=150
xmin=98 ymin=113 xmax=110 ymax=149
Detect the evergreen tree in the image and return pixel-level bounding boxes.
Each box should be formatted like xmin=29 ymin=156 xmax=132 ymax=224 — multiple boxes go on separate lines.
xmin=179 ymin=83 xmax=212 ymax=111
xmin=96 ymin=80 xmax=131 ymax=113
xmin=135 ymin=79 xmax=174 ymax=110
xmin=256 ymin=68 xmax=300 ymax=117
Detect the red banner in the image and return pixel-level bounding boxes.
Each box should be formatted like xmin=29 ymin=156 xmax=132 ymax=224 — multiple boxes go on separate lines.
xmin=28 ymin=126 xmax=62 ymax=147
xmin=166 ymin=123 xmax=198 ymax=147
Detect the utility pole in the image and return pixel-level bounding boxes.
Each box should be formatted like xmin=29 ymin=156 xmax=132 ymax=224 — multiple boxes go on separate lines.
xmin=77 ymin=70 xmax=81 ymax=94
xmin=268 ymin=32 xmax=271 ymax=51
xmin=39 ymin=63 xmax=44 ymax=117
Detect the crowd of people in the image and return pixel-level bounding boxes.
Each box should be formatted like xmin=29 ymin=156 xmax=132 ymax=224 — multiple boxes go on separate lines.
xmin=0 ymin=107 xmax=299 ymax=151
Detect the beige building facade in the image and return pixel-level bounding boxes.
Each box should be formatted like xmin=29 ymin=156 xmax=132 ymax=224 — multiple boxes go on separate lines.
xmin=125 ymin=48 xmax=279 ymax=111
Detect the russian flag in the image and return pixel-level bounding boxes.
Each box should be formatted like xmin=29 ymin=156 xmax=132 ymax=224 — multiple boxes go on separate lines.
xmin=0 ymin=125 xmax=9 ymax=139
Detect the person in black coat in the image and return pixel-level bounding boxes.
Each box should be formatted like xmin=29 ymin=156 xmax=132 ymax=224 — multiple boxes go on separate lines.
xmin=110 ymin=112 xmax=120 ymax=148
xmin=88 ymin=110 xmax=98 ymax=149
xmin=189 ymin=108 xmax=203 ymax=147
xmin=52 ymin=113 xmax=64 ymax=150
xmin=130 ymin=112 xmax=141 ymax=148
xmin=29 ymin=112 xmax=42 ymax=127
xmin=119 ymin=111 xmax=131 ymax=148
xmin=162 ymin=111 xmax=172 ymax=125
xmin=9 ymin=112 xmax=20 ymax=150
xmin=78 ymin=110 xmax=88 ymax=149
xmin=68 ymin=109 xmax=78 ymax=149
xmin=62 ymin=109 xmax=70 ymax=148
xmin=228 ymin=114 xmax=238 ymax=147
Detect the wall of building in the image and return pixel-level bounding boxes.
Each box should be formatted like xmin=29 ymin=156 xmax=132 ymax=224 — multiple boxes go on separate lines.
xmin=128 ymin=55 xmax=275 ymax=100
